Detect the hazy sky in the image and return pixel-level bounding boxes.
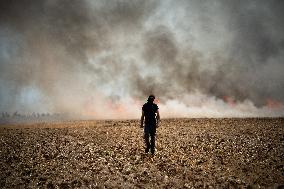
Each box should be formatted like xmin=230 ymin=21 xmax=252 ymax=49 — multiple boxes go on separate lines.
xmin=0 ymin=0 xmax=284 ymax=118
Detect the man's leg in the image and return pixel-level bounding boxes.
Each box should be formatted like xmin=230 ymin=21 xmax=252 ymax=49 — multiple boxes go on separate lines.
xmin=150 ymin=127 xmax=156 ymax=154
xmin=144 ymin=126 xmax=150 ymax=153
xmin=150 ymin=133 xmax=155 ymax=154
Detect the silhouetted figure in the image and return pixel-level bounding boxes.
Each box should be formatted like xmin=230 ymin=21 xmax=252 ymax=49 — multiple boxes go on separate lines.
xmin=140 ymin=95 xmax=160 ymax=154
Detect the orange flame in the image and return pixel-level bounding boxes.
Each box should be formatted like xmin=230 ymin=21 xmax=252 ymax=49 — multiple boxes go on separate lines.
xmin=154 ymin=98 xmax=160 ymax=104
xmin=223 ymin=96 xmax=236 ymax=107
xmin=106 ymin=100 xmax=125 ymax=113
xmin=132 ymin=98 xmax=143 ymax=107
xmin=266 ymin=98 xmax=282 ymax=109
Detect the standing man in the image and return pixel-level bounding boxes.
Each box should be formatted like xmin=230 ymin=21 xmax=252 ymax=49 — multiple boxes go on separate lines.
xmin=140 ymin=95 xmax=160 ymax=154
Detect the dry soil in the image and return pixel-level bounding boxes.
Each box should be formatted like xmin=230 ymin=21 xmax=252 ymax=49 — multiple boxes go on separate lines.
xmin=0 ymin=118 xmax=283 ymax=188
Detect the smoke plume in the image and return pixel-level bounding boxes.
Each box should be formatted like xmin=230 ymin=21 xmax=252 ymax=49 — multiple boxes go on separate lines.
xmin=0 ymin=0 xmax=284 ymax=119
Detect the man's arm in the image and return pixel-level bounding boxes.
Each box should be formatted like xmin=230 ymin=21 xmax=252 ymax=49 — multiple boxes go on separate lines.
xmin=156 ymin=110 xmax=160 ymax=127
xmin=140 ymin=110 xmax=144 ymax=128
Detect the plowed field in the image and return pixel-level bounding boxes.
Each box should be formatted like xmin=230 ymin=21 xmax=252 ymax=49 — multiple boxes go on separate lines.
xmin=0 ymin=118 xmax=283 ymax=188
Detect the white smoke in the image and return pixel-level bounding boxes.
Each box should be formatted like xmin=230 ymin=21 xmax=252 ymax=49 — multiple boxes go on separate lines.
xmin=0 ymin=0 xmax=284 ymax=119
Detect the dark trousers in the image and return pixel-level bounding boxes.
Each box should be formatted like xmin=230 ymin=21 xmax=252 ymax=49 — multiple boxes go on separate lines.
xmin=144 ymin=125 xmax=156 ymax=151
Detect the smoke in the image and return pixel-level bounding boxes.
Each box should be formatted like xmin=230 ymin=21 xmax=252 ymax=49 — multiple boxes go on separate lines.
xmin=0 ymin=0 xmax=284 ymax=119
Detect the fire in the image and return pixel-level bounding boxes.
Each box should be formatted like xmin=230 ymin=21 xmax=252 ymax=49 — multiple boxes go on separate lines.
xmin=154 ymin=98 xmax=160 ymax=104
xmin=106 ymin=100 xmax=126 ymax=114
xmin=132 ymin=98 xmax=143 ymax=107
xmin=266 ymin=98 xmax=282 ymax=109
xmin=223 ymin=96 xmax=236 ymax=107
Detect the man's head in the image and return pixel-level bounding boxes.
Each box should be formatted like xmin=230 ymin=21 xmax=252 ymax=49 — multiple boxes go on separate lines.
xmin=147 ymin=95 xmax=155 ymax=103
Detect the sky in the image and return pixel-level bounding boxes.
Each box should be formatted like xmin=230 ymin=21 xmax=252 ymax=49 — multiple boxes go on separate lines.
xmin=0 ymin=0 xmax=284 ymax=119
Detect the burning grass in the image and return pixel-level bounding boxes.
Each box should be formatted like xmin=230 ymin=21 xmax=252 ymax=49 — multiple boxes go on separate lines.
xmin=0 ymin=118 xmax=283 ymax=188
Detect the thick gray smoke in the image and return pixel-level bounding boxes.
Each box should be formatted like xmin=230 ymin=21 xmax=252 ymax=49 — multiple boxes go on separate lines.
xmin=0 ymin=0 xmax=283 ymax=118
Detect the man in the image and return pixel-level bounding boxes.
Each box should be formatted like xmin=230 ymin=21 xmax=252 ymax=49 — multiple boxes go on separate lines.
xmin=140 ymin=95 xmax=160 ymax=154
